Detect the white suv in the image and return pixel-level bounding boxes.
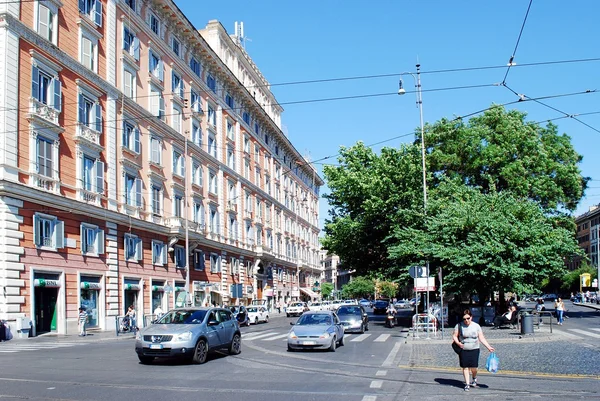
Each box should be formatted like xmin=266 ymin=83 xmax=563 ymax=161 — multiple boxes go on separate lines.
xmin=286 ymin=302 xmax=307 ymax=317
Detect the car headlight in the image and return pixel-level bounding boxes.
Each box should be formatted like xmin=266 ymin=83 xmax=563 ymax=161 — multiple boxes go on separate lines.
xmin=288 ymin=330 xmax=298 ymax=339
xmin=176 ymin=331 xmax=193 ymax=341
xmin=319 ymin=332 xmax=331 ymax=339
xmin=349 ymin=319 xmax=357 ymax=325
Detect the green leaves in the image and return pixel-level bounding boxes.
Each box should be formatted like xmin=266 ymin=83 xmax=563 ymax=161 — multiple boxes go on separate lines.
xmin=323 ymin=106 xmax=587 ymax=295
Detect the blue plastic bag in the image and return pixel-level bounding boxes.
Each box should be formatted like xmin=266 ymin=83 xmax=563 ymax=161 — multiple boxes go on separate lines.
xmin=486 ymin=352 xmax=499 ymax=373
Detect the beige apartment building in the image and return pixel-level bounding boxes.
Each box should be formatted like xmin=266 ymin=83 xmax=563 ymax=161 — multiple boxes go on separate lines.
xmin=0 ymin=0 xmax=322 ymax=336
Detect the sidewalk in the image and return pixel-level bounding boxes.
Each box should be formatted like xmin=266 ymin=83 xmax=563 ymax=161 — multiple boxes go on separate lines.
xmin=401 ymin=310 xmax=600 ymax=377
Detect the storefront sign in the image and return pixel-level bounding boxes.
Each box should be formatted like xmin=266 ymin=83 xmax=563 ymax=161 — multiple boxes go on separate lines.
xmin=125 ymin=284 xmax=140 ymax=291
xmin=152 ymin=286 xmax=165 ymax=292
xmin=34 ymin=279 xmax=60 ymax=288
xmin=80 ymin=282 xmax=101 ymax=290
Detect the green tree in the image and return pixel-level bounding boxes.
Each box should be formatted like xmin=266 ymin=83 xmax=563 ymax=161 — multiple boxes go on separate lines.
xmin=427 ymin=105 xmax=588 ymax=212
xmin=320 ymin=282 xmax=334 ymax=299
xmin=322 ymin=143 xmax=423 ymax=277
xmin=322 ymin=105 xmax=587 ymax=295
xmin=389 ymin=180 xmax=584 ymax=295
xmin=340 ymin=276 xmax=375 ymax=299
xmin=376 ymin=280 xmax=399 ymax=299
xmin=561 ymin=263 xmax=597 ymax=293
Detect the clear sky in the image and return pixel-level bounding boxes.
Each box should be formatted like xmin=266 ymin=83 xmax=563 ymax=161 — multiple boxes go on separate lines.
xmin=175 ymin=0 xmax=600 ymax=228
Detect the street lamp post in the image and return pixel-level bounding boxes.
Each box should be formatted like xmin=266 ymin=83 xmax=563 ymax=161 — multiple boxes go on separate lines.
xmin=398 ymin=63 xmax=434 ymax=338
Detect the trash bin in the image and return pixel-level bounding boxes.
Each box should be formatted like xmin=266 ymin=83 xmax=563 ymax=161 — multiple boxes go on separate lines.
xmin=521 ymin=313 xmax=534 ymax=335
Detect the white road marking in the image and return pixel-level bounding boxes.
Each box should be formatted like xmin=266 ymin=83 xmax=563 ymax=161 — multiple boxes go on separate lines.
xmin=591 ymin=328 xmax=600 ymax=332
xmin=382 ymin=341 xmax=403 ymax=367
xmin=362 ymin=396 xmax=377 ymax=401
xmin=568 ymin=328 xmax=600 ymax=339
xmin=374 ymin=334 xmax=390 ymax=342
xmin=350 ymin=334 xmax=371 ymax=342
xmin=262 ymin=334 xmax=289 ymax=341
xmin=558 ymin=331 xmax=584 ymax=340
xmin=376 ymin=370 xmax=387 ymax=376
xmin=243 ymin=332 xmax=281 ymax=341
xmin=370 ymin=380 xmax=383 ymax=388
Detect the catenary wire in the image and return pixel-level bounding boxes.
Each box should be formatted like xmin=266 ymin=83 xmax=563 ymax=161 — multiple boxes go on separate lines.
xmin=502 ymin=0 xmax=534 ymax=84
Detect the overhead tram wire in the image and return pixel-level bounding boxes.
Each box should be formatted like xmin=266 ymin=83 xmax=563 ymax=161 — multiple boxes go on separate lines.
xmin=502 ymin=0 xmax=534 ymax=84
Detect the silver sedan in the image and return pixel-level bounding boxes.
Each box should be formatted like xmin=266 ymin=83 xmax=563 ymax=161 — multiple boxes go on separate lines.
xmin=287 ymin=311 xmax=345 ymax=352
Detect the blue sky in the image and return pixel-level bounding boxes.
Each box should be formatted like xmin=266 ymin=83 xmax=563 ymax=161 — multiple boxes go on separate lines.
xmin=175 ymin=1 xmax=600 ymax=228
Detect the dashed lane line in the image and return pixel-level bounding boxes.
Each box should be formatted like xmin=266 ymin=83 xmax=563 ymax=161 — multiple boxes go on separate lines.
xmin=362 ymin=396 xmax=377 ymax=401
xmin=369 ymin=380 xmax=383 ymax=389
xmin=376 ymin=370 xmax=387 ymax=377
xmin=382 ymin=341 xmax=402 ymax=367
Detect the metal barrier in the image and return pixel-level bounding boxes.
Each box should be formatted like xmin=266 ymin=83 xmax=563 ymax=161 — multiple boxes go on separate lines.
xmin=529 ymin=310 xmax=554 ymax=333
xmin=412 ymin=313 xmax=437 ymax=337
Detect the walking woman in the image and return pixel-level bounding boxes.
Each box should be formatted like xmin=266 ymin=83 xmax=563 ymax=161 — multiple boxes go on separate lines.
xmin=452 ymin=309 xmax=495 ymax=391
xmin=555 ymin=297 xmax=565 ymax=325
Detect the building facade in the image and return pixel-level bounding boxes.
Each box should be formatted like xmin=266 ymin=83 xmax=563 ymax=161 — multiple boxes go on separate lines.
xmin=0 ymin=0 xmax=322 ymax=336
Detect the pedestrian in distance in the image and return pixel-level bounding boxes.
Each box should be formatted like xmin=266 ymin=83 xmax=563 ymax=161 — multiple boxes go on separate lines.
xmin=153 ymin=305 xmax=163 ymax=322
xmin=554 ymin=297 xmax=565 ymax=325
xmin=535 ymin=298 xmax=545 ymax=325
xmin=452 ymin=309 xmax=494 ymax=392
xmin=78 ymin=307 xmax=88 ymax=337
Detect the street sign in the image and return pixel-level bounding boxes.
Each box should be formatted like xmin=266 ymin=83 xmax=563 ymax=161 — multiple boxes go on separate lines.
xmin=414 ymin=277 xmax=436 ymax=292
xmin=409 ymin=266 xmax=429 ymax=279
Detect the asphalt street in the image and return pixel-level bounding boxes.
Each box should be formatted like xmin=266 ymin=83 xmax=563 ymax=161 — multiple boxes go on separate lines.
xmin=0 ymin=302 xmax=598 ymax=401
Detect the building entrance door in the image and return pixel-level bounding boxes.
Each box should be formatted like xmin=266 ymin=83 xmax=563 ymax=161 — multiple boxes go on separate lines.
xmin=34 ymin=286 xmax=58 ymax=334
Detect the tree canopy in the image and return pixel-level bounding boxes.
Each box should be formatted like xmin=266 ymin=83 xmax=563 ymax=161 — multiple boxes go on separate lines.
xmin=340 ymin=276 xmax=375 ymax=299
xmin=322 ymin=105 xmax=588 ymax=295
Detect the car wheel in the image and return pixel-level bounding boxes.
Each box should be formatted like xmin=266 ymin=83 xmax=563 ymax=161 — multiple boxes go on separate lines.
xmin=137 ymin=355 xmax=154 ymax=364
xmin=192 ymin=339 xmax=208 ymax=364
xmin=338 ymin=335 xmax=345 ymax=347
xmin=329 ymin=337 xmax=337 ymax=352
xmin=265 ymin=315 xmax=269 ymax=323
xmin=286 ymin=313 xmax=290 ymax=317
xmin=287 ymin=344 xmax=294 ymax=352
xmin=229 ymin=333 xmax=242 ymax=355
xmin=255 ymin=317 xmax=259 ymax=325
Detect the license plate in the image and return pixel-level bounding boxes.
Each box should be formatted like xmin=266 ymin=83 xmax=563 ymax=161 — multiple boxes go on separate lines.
xmin=149 ymin=344 xmax=163 ymax=349
xmin=302 ymin=341 xmax=316 ymax=345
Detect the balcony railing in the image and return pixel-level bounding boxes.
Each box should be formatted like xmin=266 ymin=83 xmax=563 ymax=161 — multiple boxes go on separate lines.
xmin=32 ymin=174 xmax=60 ymax=194
xmin=79 ymin=188 xmax=100 ymax=205
xmin=76 ymin=123 xmax=101 ymax=145
xmin=29 ymin=98 xmax=59 ymax=125
xmin=166 ymin=217 xmax=184 ymax=228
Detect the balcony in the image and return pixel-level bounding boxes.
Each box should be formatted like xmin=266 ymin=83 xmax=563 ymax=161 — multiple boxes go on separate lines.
xmin=191 ymin=102 xmax=204 ymax=117
xmin=227 ymin=201 xmax=238 ymax=213
xmin=76 ymin=123 xmax=101 ymax=146
xmin=79 ymin=188 xmax=100 ymax=205
xmin=120 ymin=203 xmax=140 ymax=218
xmin=149 ymin=214 xmax=163 ymax=225
xmin=244 ymin=210 xmax=254 ymax=220
xmin=28 ymin=98 xmax=59 ymax=126
xmin=166 ymin=217 xmax=185 ymax=228
xmin=32 ymin=173 xmax=60 ymax=194
xmin=188 ymin=221 xmax=207 ymax=235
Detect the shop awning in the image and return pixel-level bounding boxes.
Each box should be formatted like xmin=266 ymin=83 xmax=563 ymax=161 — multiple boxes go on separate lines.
xmin=300 ymin=287 xmax=320 ymax=300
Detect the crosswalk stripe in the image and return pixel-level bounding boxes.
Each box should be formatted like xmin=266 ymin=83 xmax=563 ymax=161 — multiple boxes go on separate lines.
xmin=374 ymin=334 xmax=390 ymax=342
xmin=557 ymin=331 xmax=584 ymax=340
xmin=350 ymin=334 xmax=371 ymax=342
xmin=568 ymin=328 xmax=600 ymax=339
xmin=242 ymin=331 xmax=274 ymax=340
xmin=244 ymin=332 xmax=281 ymax=341
xmin=591 ymin=328 xmax=600 ymax=332
xmin=262 ymin=334 xmax=289 ymax=341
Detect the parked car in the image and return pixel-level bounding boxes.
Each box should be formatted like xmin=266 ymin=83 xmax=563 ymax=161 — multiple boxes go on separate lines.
xmin=287 ymin=311 xmax=345 ymax=352
xmin=343 ymin=299 xmax=358 ymax=306
xmin=542 ymin=294 xmax=558 ymax=302
xmin=336 ymin=305 xmax=369 ymax=333
xmin=373 ymin=300 xmax=389 ymax=315
xmin=246 ymin=306 xmax=269 ymax=324
xmin=286 ymin=302 xmax=307 ymax=317
xmin=359 ymin=299 xmax=372 ymax=308
xmin=394 ymin=299 xmax=409 ymax=309
xmin=321 ymin=301 xmax=332 ymax=310
xmin=229 ymin=305 xmax=249 ymax=327
xmin=135 ymin=307 xmax=241 ymax=364
xmin=308 ymin=302 xmax=323 ymax=312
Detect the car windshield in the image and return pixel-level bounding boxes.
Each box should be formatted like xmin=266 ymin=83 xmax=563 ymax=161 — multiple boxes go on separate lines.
xmin=375 ymin=301 xmax=388 ymax=307
xmin=157 ymin=310 xmax=207 ymax=324
xmin=296 ymin=314 xmax=332 ymax=325
xmin=247 ymin=307 xmax=258 ymax=313
xmin=337 ymin=306 xmax=361 ymax=315
xmin=292 ymin=303 xmax=304 ymax=307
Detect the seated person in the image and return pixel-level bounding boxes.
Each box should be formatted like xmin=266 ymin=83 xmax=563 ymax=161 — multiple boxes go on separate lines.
xmin=492 ymin=305 xmax=516 ymax=328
